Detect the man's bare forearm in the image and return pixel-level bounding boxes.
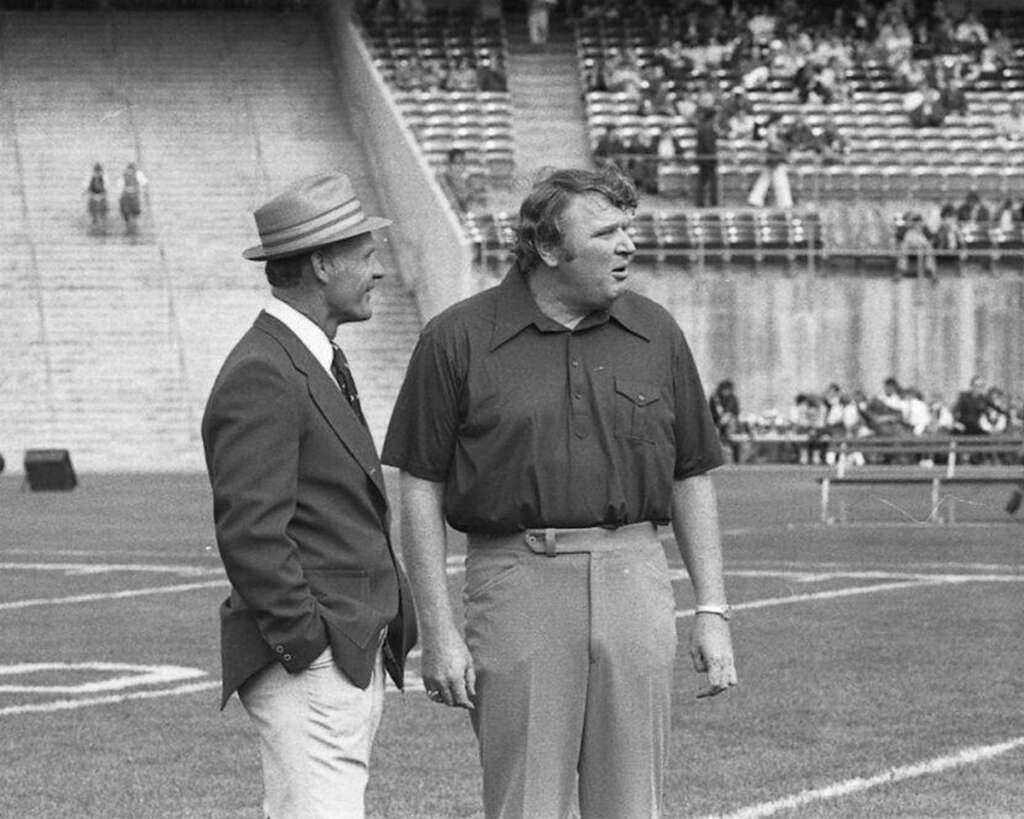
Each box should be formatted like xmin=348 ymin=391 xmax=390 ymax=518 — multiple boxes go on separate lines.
xmin=399 ymin=472 xmax=458 ymax=635
xmin=670 ymin=474 xmax=728 ymax=606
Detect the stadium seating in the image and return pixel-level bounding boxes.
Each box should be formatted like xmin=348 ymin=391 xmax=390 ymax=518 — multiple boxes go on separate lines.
xmin=361 ymin=12 xmax=516 ymax=187
xmin=573 ymin=11 xmax=1024 ymax=205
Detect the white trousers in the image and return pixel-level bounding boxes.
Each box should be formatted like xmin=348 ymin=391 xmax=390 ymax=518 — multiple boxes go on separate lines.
xmin=239 ymin=647 xmax=385 ymax=819
xmin=747 ymin=163 xmax=793 ymax=208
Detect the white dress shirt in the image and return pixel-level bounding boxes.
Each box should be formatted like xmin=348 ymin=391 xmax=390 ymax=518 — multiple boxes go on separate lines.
xmin=264 ymin=298 xmax=337 ymax=386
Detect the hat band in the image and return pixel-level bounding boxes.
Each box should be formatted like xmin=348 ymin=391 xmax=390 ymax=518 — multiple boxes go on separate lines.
xmin=259 ymin=198 xmax=367 ymax=254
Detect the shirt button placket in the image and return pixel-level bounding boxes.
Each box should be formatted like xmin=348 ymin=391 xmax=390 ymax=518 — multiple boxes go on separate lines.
xmin=569 ymin=339 xmax=589 ymax=439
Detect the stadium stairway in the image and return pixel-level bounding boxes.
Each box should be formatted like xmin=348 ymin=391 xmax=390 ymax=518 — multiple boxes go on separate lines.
xmin=497 ymin=14 xmax=592 ymax=208
xmin=0 ymin=10 xmax=420 ymax=473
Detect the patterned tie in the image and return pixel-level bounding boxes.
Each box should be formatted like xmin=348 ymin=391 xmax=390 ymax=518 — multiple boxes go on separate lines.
xmin=330 ymin=344 xmax=367 ymax=428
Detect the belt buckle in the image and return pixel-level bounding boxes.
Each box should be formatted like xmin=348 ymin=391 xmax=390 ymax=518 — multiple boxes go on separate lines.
xmin=523 ymin=529 xmax=559 ymax=556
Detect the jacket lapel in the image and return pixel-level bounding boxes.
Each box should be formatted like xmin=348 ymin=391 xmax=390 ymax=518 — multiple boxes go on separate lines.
xmin=255 ymin=312 xmax=388 ymax=502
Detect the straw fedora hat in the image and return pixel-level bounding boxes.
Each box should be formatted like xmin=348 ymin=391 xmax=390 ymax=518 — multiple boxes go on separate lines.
xmin=243 ymin=171 xmax=392 ymax=261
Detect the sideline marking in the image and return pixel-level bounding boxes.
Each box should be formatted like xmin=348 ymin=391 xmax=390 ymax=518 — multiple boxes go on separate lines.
xmin=676 ymin=579 xmax=939 ymax=619
xmin=0 ymin=581 xmax=225 ymax=611
xmin=0 ymin=662 xmax=205 ymax=694
xmin=0 ymin=562 xmax=223 ymax=577
xmin=0 ymin=680 xmax=221 ymax=717
xmin=709 ymin=736 xmax=1024 ymax=819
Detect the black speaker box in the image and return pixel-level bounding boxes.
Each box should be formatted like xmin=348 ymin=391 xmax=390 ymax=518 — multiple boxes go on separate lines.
xmin=23 ymin=449 xmax=77 ymax=491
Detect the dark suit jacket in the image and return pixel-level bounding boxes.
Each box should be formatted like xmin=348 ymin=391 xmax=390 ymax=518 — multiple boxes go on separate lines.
xmin=201 ymin=311 xmax=416 ymax=708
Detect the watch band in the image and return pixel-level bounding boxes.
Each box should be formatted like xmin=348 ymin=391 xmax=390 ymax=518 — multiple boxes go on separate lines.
xmin=695 ymin=604 xmax=732 ymax=621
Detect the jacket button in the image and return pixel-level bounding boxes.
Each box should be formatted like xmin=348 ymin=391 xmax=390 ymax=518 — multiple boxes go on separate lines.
xmin=283 ymin=654 xmax=292 ymax=662
xmin=275 ymin=645 xmax=285 ymax=654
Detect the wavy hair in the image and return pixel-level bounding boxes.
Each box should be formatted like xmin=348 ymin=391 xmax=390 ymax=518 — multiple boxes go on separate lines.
xmin=512 ymin=166 xmax=637 ymax=273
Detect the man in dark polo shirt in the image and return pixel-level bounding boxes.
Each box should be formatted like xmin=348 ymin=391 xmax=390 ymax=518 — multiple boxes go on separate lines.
xmin=382 ymin=166 xmax=736 ymax=818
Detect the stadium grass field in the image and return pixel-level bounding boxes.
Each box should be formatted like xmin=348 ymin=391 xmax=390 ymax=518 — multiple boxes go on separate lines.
xmin=1 ymin=466 xmax=1021 ymax=818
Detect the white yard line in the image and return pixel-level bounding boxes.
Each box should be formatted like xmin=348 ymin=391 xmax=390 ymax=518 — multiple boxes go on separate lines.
xmin=0 ymin=680 xmax=221 ymax=717
xmin=0 ymin=562 xmax=223 ymax=577
xmin=0 ymin=662 xmax=206 ymax=694
xmin=677 ymin=579 xmax=941 ymax=618
xmin=0 ymin=581 xmax=225 ymax=611
xmin=708 ymin=736 xmax=1024 ymax=819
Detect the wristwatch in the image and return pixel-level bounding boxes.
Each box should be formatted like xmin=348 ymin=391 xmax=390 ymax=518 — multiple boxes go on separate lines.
xmin=695 ymin=604 xmax=732 ymax=621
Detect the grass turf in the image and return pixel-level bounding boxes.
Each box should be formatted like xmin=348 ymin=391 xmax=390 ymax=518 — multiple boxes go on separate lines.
xmin=0 ymin=467 xmax=1021 ymax=817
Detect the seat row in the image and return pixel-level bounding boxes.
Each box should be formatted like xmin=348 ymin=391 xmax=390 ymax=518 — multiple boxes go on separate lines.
xmin=464 ymin=209 xmax=823 ymax=258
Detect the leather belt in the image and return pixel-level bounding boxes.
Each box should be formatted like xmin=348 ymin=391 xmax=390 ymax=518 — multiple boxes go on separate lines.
xmin=468 ymin=521 xmax=657 ymax=556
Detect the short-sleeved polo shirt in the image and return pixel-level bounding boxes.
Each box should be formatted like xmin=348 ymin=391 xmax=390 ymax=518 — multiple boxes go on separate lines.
xmin=381 ymin=268 xmax=723 ymax=534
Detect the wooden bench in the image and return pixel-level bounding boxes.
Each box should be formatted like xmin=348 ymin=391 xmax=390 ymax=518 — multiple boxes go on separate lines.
xmin=819 ymin=435 xmax=1022 ymax=524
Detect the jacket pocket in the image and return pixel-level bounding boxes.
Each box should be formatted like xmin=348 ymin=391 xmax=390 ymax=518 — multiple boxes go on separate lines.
xmin=307 ymin=569 xmax=378 ymax=648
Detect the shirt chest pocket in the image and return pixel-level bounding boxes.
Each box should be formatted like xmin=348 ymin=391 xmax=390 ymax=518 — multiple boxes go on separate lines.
xmin=614 ymin=378 xmax=664 ymax=442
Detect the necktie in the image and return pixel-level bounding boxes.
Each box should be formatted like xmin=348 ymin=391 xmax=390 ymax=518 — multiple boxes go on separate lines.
xmin=330 ymin=344 xmax=367 ymax=428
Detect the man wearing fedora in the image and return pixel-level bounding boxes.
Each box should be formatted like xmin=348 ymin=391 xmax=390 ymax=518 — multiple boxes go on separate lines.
xmin=201 ymin=170 xmax=416 ymax=819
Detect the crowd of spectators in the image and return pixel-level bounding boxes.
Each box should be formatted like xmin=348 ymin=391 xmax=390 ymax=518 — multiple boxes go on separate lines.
xmin=896 ymin=188 xmax=1024 ymax=276
xmin=710 ymin=374 xmax=1022 ymax=465
xmin=577 ymin=0 xmax=1019 ymax=203
xmin=392 ymin=53 xmax=508 ymax=92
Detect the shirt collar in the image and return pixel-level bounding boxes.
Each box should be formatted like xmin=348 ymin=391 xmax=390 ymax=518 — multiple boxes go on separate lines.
xmin=489 ymin=267 xmax=651 ymax=351
xmin=264 ymin=297 xmax=334 ymax=377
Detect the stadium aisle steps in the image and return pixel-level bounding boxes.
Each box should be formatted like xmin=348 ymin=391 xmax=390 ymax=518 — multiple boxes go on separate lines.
xmin=0 ymin=10 xmax=421 ymax=471
xmin=499 ymin=17 xmax=592 ymax=204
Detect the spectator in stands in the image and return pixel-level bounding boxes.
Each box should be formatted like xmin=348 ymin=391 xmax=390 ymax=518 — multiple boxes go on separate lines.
xmin=581 ymin=57 xmax=607 ymax=91
xmin=789 ymin=393 xmax=827 ymax=465
xmin=807 ymin=55 xmax=850 ymax=104
xmin=117 ymin=162 xmax=147 ymax=234
xmin=823 ymin=383 xmax=865 ymax=441
xmin=718 ymin=85 xmax=753 ymax=128
xmin=953 ymin=375 xmax=990 ymax=435
xmin=954 ymin=10 xmax=988 ymax=55
xmin=863 ymin=376 xmax=908 ymax=436
xmin=84 ymin=162 xmax=109 ymax=231
xmin=710 ymin=379 xmax=744 ymax=463
xmin=905 ymin=81 xmax=946 ymax=128
xmin=930 ymin=391 xmax=956 ymax=432
xmin=476 ymin=57 xmax=507 ymax=92
xmin=655 ymin=126 xmax=683 ymax=179
xmin=934 ymin=202 xmax=965 ymax=250
xmin=766 ymin=37 xmax=802 ymax=83
xmin=439 ymin=148 xmax=485 ymax=214
xmin=981 ymin=28 xmax=1015 ymax=73
xmin=980 ymin=386 xmax=1011 ymax=435
xmin=421 ymin=58 xmax=449 ymax=91
xmin=527 ymin=0 xmax=555 ymax=47
xmin=392 ymin=57 xmax=422 ymax=90
xmin=656 ymin=39 xmax=695 ymax=87
xmin=810 ymin=115 xmax=849 ymax=165
xmin=956 ymin=190 xmax=990 ymax=224
xmin=604 ymin=47 xmax=643 ymax=96
xmin=937 ymin=69 xmax=968 ymax=117
xmin=747 ymin=4 xmax=777 ymax=48
xmin=877 ymin=11 xmax=914 ymax=68
xmin=747 ymin=113 xmax=794 ymax=209
xmin=993 ymin=199 xmax=1019 ymax=233
xmin=995 ymin=101 xmax=1024 ymax=144
xmin=896 ymin=213 xmax=936 ymax=279
xmin=694 ymin=103 xmax=720 ymax=207
xmin=901 ymin=386 xmax=933 ymax=435
xmin=593 ymin=124 xmax=625 ymax=167
xmin=637 ymin=63 xmax=675 ymax=116
xmin=445 ymin=58 xmax=477 ymax=92
xmin=893 ymin=54 xmax=926 ymax=92
xmin=627 ymin=128 xmax=659 ymax=194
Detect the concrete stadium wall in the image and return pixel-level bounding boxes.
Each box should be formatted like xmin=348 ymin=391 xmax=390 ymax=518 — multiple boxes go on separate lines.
xmin=322 ymin=0 xmax=476 ymax=322
xmin=628 ymin=266 xmax=1024 ymax=412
